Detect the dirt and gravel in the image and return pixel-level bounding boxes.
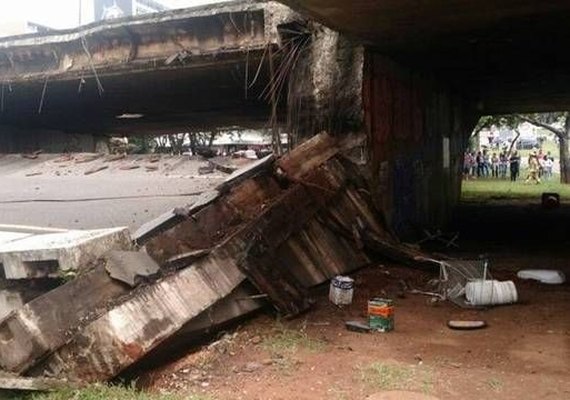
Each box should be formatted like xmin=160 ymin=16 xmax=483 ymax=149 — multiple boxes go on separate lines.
xmin=141 ymin=202 xmax=570 ymax=400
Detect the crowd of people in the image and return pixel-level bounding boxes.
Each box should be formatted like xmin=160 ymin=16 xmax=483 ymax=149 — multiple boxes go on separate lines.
xmin=463 ymin=148 xmax=555 ymax=184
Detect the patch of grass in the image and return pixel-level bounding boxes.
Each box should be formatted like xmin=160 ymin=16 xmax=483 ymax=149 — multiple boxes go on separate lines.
xmin=262 ymin=323 xmax=325 ymax=355
xmin=327 ymin=385 xmax=349 ymax=400
xmin=487 ymin=377 xmax=503 ymax=392
xmin=7 ymin=384 xmax=212 ymax=400
xmin=462 ymin=176 xmax=570 ymax=202
xmin=261 ymin=323 xmax=325 ymax=375
xmin=359 ymin=362 xmax=433 ymax=393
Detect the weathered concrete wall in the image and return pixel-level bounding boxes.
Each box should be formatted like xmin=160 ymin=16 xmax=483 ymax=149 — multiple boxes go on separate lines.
xmin=363 ymin=52 xmax=478 ymax=238
xmin=0 ymin=125 xmax=96 ymax=153
xmin=287 ymin=25 xmax=364 ymax=141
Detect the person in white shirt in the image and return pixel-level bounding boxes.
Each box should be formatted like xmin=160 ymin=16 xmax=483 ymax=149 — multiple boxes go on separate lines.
xmin=544 ymin=157 xmax=554 ymax=180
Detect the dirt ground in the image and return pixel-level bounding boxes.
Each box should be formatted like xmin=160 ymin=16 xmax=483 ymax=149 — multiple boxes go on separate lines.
xmin=143 ymin=203 xmax=570 ymax=400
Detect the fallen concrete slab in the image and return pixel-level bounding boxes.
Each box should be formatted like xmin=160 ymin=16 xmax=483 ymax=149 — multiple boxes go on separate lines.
xmin=0 ymin=228 xmax=131 ymax=279
xmin=30 ymin=232 xmax=248 ymax=382
xmin=0 ymin=262 xmax=131 ymax=374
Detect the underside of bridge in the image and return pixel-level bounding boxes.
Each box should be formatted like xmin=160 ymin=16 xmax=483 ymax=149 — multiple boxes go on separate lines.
xmin=282 ymin=0 xmax=570 ymax=114
xmin=278 ymin=0 xmax=570 ymax=237
xmin=0 ymin=1 xmax=289 ymax=145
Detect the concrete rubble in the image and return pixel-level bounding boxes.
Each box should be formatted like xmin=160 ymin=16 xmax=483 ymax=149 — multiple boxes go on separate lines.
xmin=0 ymin=132 xmax=428 ymax=390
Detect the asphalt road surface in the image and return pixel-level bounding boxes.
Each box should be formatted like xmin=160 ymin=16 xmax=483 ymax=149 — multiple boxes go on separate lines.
xmin=0 ymin=154 xmax=226 ymax=231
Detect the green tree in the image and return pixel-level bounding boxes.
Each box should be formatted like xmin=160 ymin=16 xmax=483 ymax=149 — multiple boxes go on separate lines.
xmin=518 ymin=113 xmax=570 ymax=184
xmin=472 ymin=114 xmax=522 ymax=155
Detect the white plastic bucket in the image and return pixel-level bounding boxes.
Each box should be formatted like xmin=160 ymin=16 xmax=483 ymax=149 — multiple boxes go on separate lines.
xmin=329 ymin=276 xmax=354 ymax=306
xmin=465 ymin=280 xmax=518 ymax=306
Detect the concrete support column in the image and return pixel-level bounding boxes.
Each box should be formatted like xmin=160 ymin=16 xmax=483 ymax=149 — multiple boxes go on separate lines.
xmin=363 ymin=52 xmax=478 ymax=239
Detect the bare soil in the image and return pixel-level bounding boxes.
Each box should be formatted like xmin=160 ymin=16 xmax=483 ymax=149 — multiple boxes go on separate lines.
xmin=144 ymin=203 xmax=570 ymax=400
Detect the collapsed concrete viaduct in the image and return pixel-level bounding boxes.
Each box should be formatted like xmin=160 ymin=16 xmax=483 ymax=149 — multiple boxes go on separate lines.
xmin=3 ymin=0 xmax=570 ymax=236
xmin=1 ymin=1 xmax=570 ymax=387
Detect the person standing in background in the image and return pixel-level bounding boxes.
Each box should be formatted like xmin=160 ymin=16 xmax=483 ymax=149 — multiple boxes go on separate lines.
xmin=482 ymin=149 xmax=490 ymax=177
xmin=499 ymin=151 xmax=509 ymax=179
xmin=525 ymin=151 xmax=541 ymax=184
xmin=476 ymin=151 xmax=483 ymax=177
xmin=544 ymin=156 xmax=554 ymax=180
xmin=510 ymin=151 xmax=521 ymax=182
xmin=491 ymin=152 xmax=499 ymax=178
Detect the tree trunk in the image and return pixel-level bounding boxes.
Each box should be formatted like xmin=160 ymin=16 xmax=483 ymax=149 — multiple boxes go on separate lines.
xmin=560 ymin=134 xmax=570 ymax=184
xmin=507 ymin=129 xmax=521 ymax=155
xmin=208 ymin=130 xmax=217 ymax=147
xmin=189 ymin=133 xmax=197 ymax=155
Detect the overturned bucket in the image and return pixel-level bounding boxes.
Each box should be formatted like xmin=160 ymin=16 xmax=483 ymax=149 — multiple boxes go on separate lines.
xmin=465 ymin=280 xmax=518 ymax=306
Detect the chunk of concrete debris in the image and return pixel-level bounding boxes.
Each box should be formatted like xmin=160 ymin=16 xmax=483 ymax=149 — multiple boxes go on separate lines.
xmin=118 ymin=164 xmax=140 ymax=170
xmin=208 ymin=157 xmax=237 ymax=174
xmin=104 ymin=251 xmax=160 ymax=287
xmin=75 ymin=154 xmax=102 ymax=164
xmin=241 ymin=362 xmax=263 ymax=373
xmin=84 ymin=165 xmax=108 ymax=175
xmin=198 ymin=164 xmax=215 ymax=175
xmin=0 ymin=264 xmax=131 ymax=373
xmin=0 ymin=228 xmax=131 ymax=279
xmin=0 ymin=374 xmax=75 ymax=391
xmin=164 ymin=249 xmax=210 ymax=270
xmin=0 ymin=132 xmax=437 ymax=387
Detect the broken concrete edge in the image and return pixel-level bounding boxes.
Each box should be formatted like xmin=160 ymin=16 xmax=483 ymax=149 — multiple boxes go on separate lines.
xmin=0 ymin=261 xmax=134 ymax=374
xmin=164 ymin=249 xmax=211 ymax=271
xmin=0 ymin=373 xmax=81 ymax=392
xmin=133 ymin=190 xmax=220 ymax=245
xmin=276 ymin=132 xmax=365 ymax=180
xmin=0 ymin=227 xmax=132 ymax=280
xmin=0 ymin=0 xmax=278 ymax=49
xmin=0 ymin=225 xmax=69 ymax=235
xmin=217 ymin=155 xmax=275 ymax=193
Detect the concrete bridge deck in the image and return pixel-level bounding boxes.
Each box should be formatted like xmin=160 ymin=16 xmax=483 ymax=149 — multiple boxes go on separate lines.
xmin=0 ymin=0 xmax=297 ymax=136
